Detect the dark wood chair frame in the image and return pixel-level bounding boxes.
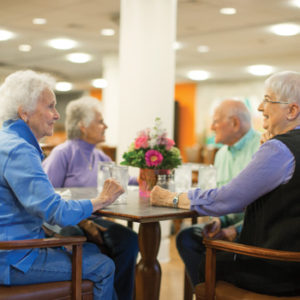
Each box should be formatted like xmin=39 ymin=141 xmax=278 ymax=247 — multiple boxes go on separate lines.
xmin=0 ymin=236 xmax=89 ymax=300
xmin=196 ymin=238 xmax=300 ymax=300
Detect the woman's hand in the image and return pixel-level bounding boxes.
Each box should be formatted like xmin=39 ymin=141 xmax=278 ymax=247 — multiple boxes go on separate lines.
xmin=203 ymin=217 xmax=221 ymax=238
xmin=260 ymin=131 xmax=274 ymax=144
xmin=150 ymin=185 xmax=175 ymax=207
xmin=91 ymin=178 xmax=124 ymax=211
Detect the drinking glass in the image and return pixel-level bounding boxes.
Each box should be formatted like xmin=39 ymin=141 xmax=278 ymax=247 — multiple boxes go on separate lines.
xmin=97 ymin=161 xmax=115 ymax=192
xmin=198 ymin=164 xmax=217 ymax=190
xmin=174 ymin=164 xmax=192 ymax=192
xmin=111 ymin=165 xmax=129 ymax=204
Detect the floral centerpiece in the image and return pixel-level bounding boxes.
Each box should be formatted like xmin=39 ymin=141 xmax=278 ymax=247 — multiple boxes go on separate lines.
xmin=121 ymin=118 xmax=182 ymax=196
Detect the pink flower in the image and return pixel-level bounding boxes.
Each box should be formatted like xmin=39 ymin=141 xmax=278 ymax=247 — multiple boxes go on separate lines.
xmin=165 ymin=138 xmax=175 ymax=150
xmin=145 ymin=150 xmax=163 ymax=167
xmin=135 ymin=136 xmax=149 ymax=149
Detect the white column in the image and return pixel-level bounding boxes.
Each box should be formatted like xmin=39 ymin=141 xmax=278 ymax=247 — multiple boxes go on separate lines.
xmin=102 ymin=55 xmax=120 ymax=147
xmin=118 ymin=0 xmax=177 ymax=162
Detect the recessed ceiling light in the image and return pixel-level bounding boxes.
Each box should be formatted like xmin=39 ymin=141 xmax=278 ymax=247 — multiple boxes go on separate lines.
xmin=48 ymin=38 xmax=77 ymax=50
xmin=173 ymin=41 xmax=183 ymax=50
xmin=290 ymin=0 xmax=300 ymax=8
xmin=270 ymin=23 xmax=300 ymax=36
xmin=101 ymin=29 xmax=115 ymax=36
xmin=32 ymin=18 xmax=47 ymax=25
xmin=18 ymin=44 xmax=32 ymax=52
xmin=197 ymin=45 xmax=210 ymax=53
xmin=66 ymin=53 xmax=92 ymax=63
xmin=220 ymin=7 xmax=237 ymax=15
xmin=187 ymin=70 xmax=210 ymax=81
xmin=55 ymin=82 xmax=73 ymax=92
xmin=0 ymin=29 xmax=14 ymax=41
xmin=246 ymin=65 xmax=274 ymax=76
xmin=92 ymin=78 xmax=108 ymax=88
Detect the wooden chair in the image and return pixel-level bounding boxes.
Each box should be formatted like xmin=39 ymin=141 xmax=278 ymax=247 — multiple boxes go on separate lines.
xmin=195 ymin=239 xmax=300 ymax=300
xmin=0 ymin=236 xmax=93 ymax=300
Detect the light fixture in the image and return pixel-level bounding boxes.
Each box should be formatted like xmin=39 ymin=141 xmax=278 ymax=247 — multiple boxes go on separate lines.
xmin=32 ymin=18 xmax=47 ymax=25
xmin=197 ymin=45 xmax=210 ymax=53
xmin=246 ymin=65 xmax=274 ymax=76
xmin=18 ymin=44 xmax=32 ymax=52
xmin=55 ymin=82 xmax=73 ymax=92
xmin=48 ymin=38 xmax=77 ymax=50
xmin=92 ymin=78 xmax=108 ymax=88
xmin=173 ymin=41 xmax=183 ymax=50
xmin=290 ymin=0 xmax=300 ymax=8
xmin=270 ymin=23 xmax=300 ymax=36
xmin=0 ymin=29 xmax=14 ymax=41
xmin=101 ymin=29 xmax=115 ymax=36
xmin=187 ymin=70 xmax=210 ymax=81
xmin=66 ymin=53 xmax=92 ymax=63
xmin=220 ymin=7 xmax=237 ymax=15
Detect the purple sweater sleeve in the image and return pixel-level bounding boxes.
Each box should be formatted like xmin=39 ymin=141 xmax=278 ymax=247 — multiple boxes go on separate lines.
xmin=189 ymin=139 xmax=295 ymax=216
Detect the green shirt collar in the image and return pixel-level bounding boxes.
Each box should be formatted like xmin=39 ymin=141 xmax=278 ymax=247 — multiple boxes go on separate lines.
xmin=228 ymin=128 xmax=255 ymax=153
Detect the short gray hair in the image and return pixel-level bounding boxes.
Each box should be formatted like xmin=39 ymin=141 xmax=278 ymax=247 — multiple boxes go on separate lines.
xmin=0 ymin=70 xmax=55 ymax=125
xmin=66 ymin=96 xmax=102 ymax=139
xmin=265 ymin=71 xmax=300 ymax=104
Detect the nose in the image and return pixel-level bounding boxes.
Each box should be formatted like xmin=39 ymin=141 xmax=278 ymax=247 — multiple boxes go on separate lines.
xmin=54 ymin=108 xmax=60 ymax=120
xmin=257 ymin=101 xmax=264 ymax=112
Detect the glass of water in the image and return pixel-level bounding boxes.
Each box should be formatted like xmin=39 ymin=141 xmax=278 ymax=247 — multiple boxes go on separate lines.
xmin=97 ymin=161 xmax=115 ymax=192
xmin=174 ymin=164 xmax=192 ymax=193
xmin=198 ymin=164 xmax=217 ymax=190
xmin=111 ymin=165 xmax=129 ymax=204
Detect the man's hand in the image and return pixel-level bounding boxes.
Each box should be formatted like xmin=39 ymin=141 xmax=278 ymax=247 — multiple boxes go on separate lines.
xmin=213 ymin=226 xmax=237 ymax=241
xmin=203 ymin=218 xmax=221 ymax=238
xmin=91 ymin=178 xmax=124 ymax=211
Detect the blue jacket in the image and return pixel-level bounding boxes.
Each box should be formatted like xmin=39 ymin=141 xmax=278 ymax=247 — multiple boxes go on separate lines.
xmin=0 ymin=119 xmax=93 ymax=284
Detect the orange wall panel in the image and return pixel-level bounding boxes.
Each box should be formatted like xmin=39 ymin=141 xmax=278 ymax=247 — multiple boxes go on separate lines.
xmin=174 ymin=83 xmax=196 ymax=162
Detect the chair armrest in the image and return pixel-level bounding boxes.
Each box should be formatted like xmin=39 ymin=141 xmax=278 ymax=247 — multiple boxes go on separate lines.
xmin=0 ymin=236 xmax=87 ymax=250
xmin=203 ymin=238 xmax=300 ymax=262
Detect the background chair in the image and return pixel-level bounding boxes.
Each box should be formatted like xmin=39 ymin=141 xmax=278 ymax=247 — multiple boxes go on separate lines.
xmin=0 ymin=236 xmax=93 ymax=300
xmin=195 ymin=239 xmax=300 ymax=300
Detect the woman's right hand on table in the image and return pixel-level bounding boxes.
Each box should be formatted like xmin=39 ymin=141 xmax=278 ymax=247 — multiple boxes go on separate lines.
xmin=91 ymin=178 xmax=124 ymax=211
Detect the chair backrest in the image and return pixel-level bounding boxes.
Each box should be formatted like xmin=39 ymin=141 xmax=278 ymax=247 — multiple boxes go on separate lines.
xmin=198 ymin=238 xmax=300 ymax=300
xmin=0 ymin=237 xmax=92 ymax=300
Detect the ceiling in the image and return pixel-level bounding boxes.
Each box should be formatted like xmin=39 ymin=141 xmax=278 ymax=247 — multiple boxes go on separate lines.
xmin=1 ymin=0 xmax=300 ymax=90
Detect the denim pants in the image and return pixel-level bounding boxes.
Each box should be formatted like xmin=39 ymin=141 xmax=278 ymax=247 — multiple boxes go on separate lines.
xmin=9 ymin=242 xmax=116 ymax=300
xmin=61 ymin=217 xmax=139 ymax=300
xmin=176 ymin=223 xmax=207 ymax=286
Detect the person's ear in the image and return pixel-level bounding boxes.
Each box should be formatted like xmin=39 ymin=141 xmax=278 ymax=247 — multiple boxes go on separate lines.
xmin=17 ymin=106 xmax=28 ymax=123
xmin=79 ymin=121 xmax=86 ymax=135
xmin=231 ymin=116 xmax=240 ymax=131
xmin=287 ymin=103 xmax=300 ymax=120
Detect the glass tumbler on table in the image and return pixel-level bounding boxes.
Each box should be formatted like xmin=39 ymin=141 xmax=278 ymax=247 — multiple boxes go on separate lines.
xmin=111 ymin=165 xmax=129 ymax=204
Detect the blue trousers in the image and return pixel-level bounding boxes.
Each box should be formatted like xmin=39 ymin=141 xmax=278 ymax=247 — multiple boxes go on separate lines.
xmin=60 ymin=217 xmax=139 ymax=300
xmin=10 ymin=243 xmax=116 ymax=300
xmin=176 ymin=224 xmax=206 ymax=286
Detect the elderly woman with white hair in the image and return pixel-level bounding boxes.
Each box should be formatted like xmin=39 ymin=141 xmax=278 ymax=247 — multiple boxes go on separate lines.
xmin=0 ymin=70 xmax=124 ymax=300
xmin=151 ymin=71 xmax=300 ymax=296
xmin=42 ymin=96 xmax=138 ymax=300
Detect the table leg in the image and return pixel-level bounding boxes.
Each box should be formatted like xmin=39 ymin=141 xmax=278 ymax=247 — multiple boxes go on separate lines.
xmin=135 ymin=222 xmax=161 ymax=300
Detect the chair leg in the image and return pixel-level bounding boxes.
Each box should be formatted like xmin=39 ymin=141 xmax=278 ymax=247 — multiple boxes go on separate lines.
xmin=184 ymin=269 xmax=194 ymax=300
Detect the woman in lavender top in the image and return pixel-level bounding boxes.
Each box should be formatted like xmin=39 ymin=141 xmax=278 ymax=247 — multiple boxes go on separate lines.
xmin=43 ymin=97 xmax=138 ymax=300
xmin=151 ymin=71 xmax=300 ymax=296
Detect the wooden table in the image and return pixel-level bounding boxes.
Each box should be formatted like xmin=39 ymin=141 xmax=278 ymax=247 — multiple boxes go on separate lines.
xmin=56 ymin=187 xmax=197 ymax=300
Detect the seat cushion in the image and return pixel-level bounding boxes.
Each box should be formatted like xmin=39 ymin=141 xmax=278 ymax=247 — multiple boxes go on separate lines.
xmin=0 ymin=279 xmax=93 ymax=300
xmin=195 ymin=281 xmax=300 ymax=300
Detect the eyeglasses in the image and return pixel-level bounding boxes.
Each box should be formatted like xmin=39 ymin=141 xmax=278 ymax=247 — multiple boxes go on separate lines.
xmin=261 ymin=98 xmax=289 ymax=105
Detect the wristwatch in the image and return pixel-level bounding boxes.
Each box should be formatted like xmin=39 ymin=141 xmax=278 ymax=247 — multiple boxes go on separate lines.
xmin=172 ymin=193 xmax=180 ymax=208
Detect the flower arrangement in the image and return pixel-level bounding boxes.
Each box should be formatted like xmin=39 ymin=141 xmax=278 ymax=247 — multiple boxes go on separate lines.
xmin=121 ymin=118 xmax=182 ymax=170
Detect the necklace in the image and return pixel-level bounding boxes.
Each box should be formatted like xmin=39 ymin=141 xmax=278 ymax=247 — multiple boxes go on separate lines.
xmin=78 ymin=148 xmax=93 ymax=171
